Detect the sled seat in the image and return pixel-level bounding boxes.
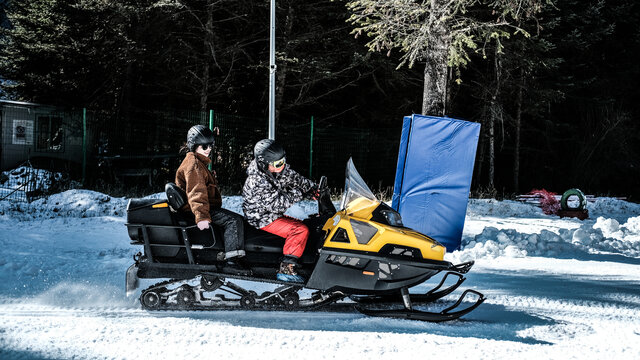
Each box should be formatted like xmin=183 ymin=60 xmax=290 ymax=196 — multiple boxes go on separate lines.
xmin=164 ymin=182 xmax=285 ymax=253
xmin=127 ymin=198 xmax=187 ymax=253
xmin=125 ymin=185 xmax=287 ymax=264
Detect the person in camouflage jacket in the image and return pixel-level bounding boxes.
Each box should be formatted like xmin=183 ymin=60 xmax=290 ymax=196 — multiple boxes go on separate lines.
xmin=242 ymin=139 xmax=317 ymax=282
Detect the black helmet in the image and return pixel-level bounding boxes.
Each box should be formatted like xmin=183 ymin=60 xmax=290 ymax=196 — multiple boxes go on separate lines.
xmin=254 ymin=139 xmax=285 ymax=166
xmin=187 ymin=125 xmax=214 ymax=152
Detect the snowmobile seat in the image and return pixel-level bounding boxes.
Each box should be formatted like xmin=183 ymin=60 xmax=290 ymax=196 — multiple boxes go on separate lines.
xmin=127 ymin=197 xmax=221 ymax=262
xmin=126 ymin=198 xmax=189 ymax=258
xmin=126 ymin=184 xmax=312 ymax=265
xmin=163 ymin=182 xmax=286 ymax=255
xmin=244 ymin=224 xmax=285 ymax=253
xmin=127 ymin=198 xmax=175 ymax=227
xmin=165 ymin=182 xmax=187 ymax=212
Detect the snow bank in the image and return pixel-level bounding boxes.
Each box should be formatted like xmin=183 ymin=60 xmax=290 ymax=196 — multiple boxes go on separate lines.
xmin=0 ymin=190 xmax=129 ymax=221
xmin=0 ymin=192 xmax=325 ymax=223
xmin=466 ymin=199 xmax=547 ymax=218
xmin=0 ymin=190 xmax=182 ymax=221
xmin=587 ymin=197 xmax=640 ymax=220
xmin=458 ymin=197 xmax=640 ymax=261
xmin=467 ymin=197 xmax=640 ymax=221
xmin=451 ymin=215 xmax=640 ymax=262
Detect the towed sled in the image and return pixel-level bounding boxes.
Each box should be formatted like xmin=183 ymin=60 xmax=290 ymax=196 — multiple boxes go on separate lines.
xmin=125 ymin=159 xmax=484 ymax=322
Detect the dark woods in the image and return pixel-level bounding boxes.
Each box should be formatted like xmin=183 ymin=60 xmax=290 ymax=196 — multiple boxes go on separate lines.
xmin=0 ymin=0 xmax=638 ymax=199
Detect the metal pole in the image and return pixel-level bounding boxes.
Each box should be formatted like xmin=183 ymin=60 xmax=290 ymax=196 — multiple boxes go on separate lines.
xmin=209 ymin=109 xmax=214 ymax=171
xmin=268 ymin=0 xmax=276 ymax=140
xmin=82 ymin=108 xmax=87 ymax=185
xmin=309 ymin=115 xmax=314 ymax=178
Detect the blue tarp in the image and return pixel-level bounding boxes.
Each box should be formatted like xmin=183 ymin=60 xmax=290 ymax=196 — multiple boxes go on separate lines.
xmin=392 ymin=115 xmax=481 ymax=251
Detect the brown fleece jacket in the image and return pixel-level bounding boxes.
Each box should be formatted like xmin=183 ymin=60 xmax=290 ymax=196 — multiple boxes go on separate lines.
xmin=175 ymin=152 xmax=222 ymax=223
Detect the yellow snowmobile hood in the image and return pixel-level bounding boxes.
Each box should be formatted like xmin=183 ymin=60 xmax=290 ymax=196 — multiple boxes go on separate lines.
xmin=322 ymin=198 xmax=446 ymax=262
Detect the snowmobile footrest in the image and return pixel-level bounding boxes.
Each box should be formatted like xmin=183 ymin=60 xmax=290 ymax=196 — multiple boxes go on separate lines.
xmin=411 ymin=272 xmax=466 ymax=303
xmin=352 ymin=271 xmax=466 ymax=304
xmin=355 ymin=289 xmax=485 ymax=322
xmin=451 ymin=261 xmax=474 ymax=274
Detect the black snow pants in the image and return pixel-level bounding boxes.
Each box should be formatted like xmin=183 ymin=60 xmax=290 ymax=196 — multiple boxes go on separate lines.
xmin=210 ymin=208 xmax=245 ymax=254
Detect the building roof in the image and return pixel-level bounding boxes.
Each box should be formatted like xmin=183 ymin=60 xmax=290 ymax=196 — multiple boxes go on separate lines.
xmin=0 ymin=99 xmax=45 ymax=107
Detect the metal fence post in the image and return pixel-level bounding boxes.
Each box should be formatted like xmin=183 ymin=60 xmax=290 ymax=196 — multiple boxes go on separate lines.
xmin=209 ymin=109 xmax=214 ymax=171
xmin=309 ymin=115 xmax=314 ymax=178
xmin=82 ymin=108 xmax=87 ymax=185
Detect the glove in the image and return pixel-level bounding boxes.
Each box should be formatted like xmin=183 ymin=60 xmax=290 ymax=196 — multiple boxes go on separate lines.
xmin=197 ymin=220 xmax=210 ymax=230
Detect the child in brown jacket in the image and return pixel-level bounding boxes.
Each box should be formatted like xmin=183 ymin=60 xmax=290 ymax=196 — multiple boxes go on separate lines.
xmin=175 ymin=125 xmax=245 ymax=261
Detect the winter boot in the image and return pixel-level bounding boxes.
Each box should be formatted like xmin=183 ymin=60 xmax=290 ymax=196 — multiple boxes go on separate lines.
xmin=277 ymin=262 xmax=305 ymax=283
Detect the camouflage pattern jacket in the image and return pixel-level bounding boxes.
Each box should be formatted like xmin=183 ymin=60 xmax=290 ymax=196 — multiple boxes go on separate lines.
xmin=175 ymin=152 xmax=222 ymax=223
xmin=242 ymin=160 xmax=316 ymax=229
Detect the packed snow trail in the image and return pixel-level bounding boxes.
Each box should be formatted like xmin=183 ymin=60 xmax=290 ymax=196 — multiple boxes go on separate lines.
xmin=0 ymin=191 xmax=639 ymax=359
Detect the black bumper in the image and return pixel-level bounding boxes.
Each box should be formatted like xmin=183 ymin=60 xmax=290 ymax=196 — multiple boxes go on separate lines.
xmin=305 ymin=248 xmax=453 ymax=294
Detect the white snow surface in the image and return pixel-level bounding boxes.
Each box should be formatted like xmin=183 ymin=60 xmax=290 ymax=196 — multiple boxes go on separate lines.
xmin=0 ymin=191 xmax=639 ymax=359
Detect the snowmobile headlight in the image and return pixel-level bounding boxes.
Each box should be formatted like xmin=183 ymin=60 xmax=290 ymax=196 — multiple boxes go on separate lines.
xmin=380 ymin=210 xmax=403 ymax=227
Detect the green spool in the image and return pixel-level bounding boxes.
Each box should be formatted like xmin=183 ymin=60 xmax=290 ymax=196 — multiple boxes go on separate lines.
xmin=560 ymin=188 xmax=587 ymax=211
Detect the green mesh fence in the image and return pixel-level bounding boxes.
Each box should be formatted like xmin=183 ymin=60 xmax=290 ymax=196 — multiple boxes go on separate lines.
xmin=279 ymin=121 xmax=402 ymax=192
xmin=2 ymin=103 xmax=402 ymax=196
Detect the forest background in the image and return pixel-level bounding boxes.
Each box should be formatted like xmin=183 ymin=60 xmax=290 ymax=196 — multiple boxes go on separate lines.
xmin=0 ymin=0 xmax=638 ymax=200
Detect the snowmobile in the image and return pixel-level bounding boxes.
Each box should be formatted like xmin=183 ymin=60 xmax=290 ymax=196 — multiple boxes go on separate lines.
xmin=125 ymin=159 xmax=485 ymax=322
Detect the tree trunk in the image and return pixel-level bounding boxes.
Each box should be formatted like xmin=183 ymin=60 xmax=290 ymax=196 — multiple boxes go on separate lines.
xmin=200 ymin=1 xmax=214 ymax=111
xmin=422 ymin=0 xmax=448 ymax=116
xmin=488 ymin=48 xmax=502 ymax=193
xmin=514 ymin=68 xmax=524 ymax=193
xmin=200 ymin=62 xmax=210 ymax=111
xmin=488 ymin=105 xmax=495 ymax=191
xmin=200 ymin=63 xmax=210 ymax=111
xmin=275 ymin=3 xmax=295 ymax=123
xmin=475 ymin=129 xmax=485 ymax=186
xmin=117 ymin=61 xmax=134 ymax=120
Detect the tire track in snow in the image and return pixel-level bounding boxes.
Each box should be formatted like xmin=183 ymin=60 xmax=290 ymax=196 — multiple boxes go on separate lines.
xmin=486 ymin=294 xmax=640 ymax=322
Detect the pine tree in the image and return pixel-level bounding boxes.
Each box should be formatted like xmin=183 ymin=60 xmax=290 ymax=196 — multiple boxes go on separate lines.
xmin=345 ymin=0 xmax=552 ymax=116
xmin=0 ymin=0 xmax=77 ymax=102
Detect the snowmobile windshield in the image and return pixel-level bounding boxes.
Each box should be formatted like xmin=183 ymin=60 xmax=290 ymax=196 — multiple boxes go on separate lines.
xmin=340 ymin=158 xmax=379 ymax=214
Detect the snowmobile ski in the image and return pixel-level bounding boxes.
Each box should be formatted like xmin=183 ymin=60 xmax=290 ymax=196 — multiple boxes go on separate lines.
xmin=351 ymin=271 xmax=468 ymax=304
xmin=355 ymin=288 xmax=486 ymax=322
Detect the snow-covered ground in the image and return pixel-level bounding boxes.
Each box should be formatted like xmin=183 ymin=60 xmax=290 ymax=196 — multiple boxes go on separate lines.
xmin=0 ymin=191 xmax=639 ymax=359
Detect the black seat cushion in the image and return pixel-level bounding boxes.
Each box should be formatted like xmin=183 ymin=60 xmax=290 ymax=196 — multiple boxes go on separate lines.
xmin=165 ymin=182 xmax=188 ymax=211
xmin=168 ymin=204 xmax=285 ymax=254
xmin=244 ymin=222 xmax=285 ymax=253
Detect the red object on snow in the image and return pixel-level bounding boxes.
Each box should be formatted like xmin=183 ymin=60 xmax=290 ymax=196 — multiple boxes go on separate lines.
xmin=557 ymin=209 xmax=589 ymax=220
xmin=528 ymin=189 xmax=561 ymax=215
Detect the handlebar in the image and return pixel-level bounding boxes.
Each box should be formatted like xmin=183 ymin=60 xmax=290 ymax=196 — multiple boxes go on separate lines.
xmin=318 ymin=175 xmax=327 ymax=191
xmin=316 ymin=175 xmax=336 ymax=215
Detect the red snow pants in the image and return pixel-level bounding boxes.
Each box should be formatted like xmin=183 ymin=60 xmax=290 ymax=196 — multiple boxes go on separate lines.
xmin=261 ymin=216 xmax=309 ymax=258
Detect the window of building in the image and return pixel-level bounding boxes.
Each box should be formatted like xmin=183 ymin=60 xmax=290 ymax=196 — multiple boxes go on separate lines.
xmin=36 ymin=115 xmax=64 ymax=152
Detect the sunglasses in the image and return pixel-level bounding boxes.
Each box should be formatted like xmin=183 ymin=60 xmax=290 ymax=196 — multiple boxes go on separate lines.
xmin=199 ymin=143 xmax=214 ymax=151
xmin=270 ymin=157 xmax=286 ymax=169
